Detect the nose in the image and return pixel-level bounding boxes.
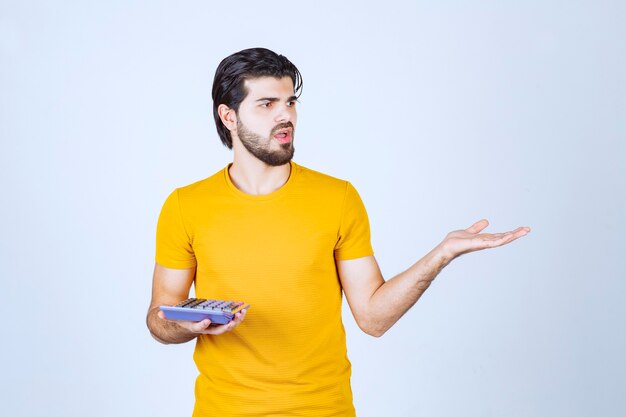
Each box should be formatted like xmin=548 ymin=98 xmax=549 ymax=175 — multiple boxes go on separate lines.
xmin=275 ymin=104 xmax=294 ymax=124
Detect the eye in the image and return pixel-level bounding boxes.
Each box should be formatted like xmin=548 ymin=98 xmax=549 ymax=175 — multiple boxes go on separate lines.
xmin=260 ymin=101 xmax=272 ymax=108
xmin=287 ymin=100 xmax=298 ymax=107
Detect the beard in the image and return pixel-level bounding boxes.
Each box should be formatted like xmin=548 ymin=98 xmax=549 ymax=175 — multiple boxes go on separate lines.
xmin=236 ymin=120 xmax=295 ymax=167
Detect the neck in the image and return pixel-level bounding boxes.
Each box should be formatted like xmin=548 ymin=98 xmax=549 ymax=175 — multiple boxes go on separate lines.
xmin=229 ymin=148 xmax=292 ymax=196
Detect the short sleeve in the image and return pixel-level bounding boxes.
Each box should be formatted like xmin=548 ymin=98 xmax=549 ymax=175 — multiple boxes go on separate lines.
xmin=155 ymin=189 xmax=197 ymax=269
xmin=334 ymin=182 xmax=374 ymax=261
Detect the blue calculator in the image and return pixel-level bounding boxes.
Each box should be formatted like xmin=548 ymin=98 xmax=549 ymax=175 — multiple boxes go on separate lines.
xmin=160 ymin=298 xmax=250 ymax=325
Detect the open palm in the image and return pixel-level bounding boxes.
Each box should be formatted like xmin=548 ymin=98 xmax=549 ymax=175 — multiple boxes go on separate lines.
xmin=441 ymin=219 xmax=531 ymax=259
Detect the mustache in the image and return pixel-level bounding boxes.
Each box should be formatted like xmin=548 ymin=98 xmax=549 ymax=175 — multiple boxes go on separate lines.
xmin=271 ymin=122 xmax=294 ymax=135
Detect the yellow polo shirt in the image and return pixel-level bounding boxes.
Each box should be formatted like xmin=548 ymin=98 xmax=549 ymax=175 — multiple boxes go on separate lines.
xmin=156 ymin=161 xmax=373 ymax=416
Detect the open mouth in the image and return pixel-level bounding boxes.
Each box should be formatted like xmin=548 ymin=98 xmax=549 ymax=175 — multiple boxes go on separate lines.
xmin=273 ymin=128 xmax=293 ymax=144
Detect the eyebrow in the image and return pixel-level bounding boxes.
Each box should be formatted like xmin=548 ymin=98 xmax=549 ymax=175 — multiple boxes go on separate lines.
xmin=255 ymin=95 xmax=299 ymax=103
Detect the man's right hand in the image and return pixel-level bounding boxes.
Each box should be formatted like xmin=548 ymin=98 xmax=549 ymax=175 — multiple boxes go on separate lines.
xmin=156 ymin=308 xmax=247 ymax=336
xmin=147 ymin=263 xmax=248 ymax=344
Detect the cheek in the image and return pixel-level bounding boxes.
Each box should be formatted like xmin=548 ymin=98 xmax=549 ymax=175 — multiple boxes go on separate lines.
xmin=241 ymin=112 xmax=270 ymax=132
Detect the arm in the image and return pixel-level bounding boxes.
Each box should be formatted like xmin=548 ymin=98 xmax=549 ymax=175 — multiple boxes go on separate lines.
xmin=146 ymin=262 xmax=246 ymax=344
xmin=337 ymin=219 xmax=530 ymax=337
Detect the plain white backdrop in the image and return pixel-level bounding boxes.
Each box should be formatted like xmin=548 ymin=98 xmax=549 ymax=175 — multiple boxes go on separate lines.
xmin=1 ymin=1 xmax=624 ymax=416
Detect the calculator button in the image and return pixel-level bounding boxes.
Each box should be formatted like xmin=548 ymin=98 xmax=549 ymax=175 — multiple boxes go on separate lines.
xmin=218 ymin=301 xmax=233 ymax=310
xmin=223 ymin=302 xmax=239 ymax=312
xmin=187 ymin=299 xmax=206 ymax=309
xmin=176 ymin=298 xmax=196 ymax=307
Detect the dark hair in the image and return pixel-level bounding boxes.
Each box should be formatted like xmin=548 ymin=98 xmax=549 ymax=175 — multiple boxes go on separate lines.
xmin=211 ymin=47 xmax=303 ymax=149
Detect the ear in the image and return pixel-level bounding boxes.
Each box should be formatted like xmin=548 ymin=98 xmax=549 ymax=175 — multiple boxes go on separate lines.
xmin=218 ymin=104 xmax=238 ymax=132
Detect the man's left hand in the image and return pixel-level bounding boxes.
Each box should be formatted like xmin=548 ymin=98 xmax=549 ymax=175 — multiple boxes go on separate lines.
xmin=438 ymin=219 xmax=531 ymax=261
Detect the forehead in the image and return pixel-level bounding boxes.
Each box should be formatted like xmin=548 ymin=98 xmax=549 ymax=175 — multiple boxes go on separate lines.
xmin=243 ymin=76 xmax=294 ymax=99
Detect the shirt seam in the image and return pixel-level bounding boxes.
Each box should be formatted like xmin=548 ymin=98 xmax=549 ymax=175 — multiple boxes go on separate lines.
xmin=334 ymin=181 xmax=350 ymax=251
xmin=174 ymin=188 xmax=194 ymax=247
xmin=223 ymin=161 xmax=298 ymax=202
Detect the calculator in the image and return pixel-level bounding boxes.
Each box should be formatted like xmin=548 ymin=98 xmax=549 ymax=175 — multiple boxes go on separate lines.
xmin=160 ymin=298 xmax=250 ymax=325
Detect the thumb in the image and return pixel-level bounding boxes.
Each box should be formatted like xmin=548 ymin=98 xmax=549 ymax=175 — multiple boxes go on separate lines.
xmin=465 ymin=219 xmax=489 ymax=234
xmin=191 ymin=319 xmax=212 ymax=332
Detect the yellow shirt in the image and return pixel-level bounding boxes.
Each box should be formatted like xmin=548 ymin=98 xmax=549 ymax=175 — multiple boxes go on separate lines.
xmin=156 ymin=161 xmax=373 ymax=416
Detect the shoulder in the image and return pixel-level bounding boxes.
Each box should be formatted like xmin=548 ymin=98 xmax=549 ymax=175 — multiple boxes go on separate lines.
xmin=174 ymin=167 xmax=226 ymax=200
xmin=291 ymin=162 xmax=365 ymax=208
xmin=293 ymin=162 xmax=351 ymax=191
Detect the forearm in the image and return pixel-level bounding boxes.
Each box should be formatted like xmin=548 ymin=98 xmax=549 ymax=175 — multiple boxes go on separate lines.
xmin=367 ymin=244 xmax=452 ymax=336
xmin=146 ymin=306 xmax=198 ymax=345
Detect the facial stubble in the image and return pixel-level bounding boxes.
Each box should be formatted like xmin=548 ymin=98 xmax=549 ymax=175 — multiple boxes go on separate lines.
xmin=236 ymin=120 xmax=295 ymax=167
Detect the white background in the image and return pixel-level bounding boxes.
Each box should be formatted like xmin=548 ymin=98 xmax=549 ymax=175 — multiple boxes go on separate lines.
xmin=1 ymin=1 xmax=624 ymax=416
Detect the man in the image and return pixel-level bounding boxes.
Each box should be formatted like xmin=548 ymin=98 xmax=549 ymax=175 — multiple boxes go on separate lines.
xmin=146 ymin=47 xmax=530 ymax=416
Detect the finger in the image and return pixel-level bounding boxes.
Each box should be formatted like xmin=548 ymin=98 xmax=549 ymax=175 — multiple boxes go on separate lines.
xmin=484 ymin=231 xmax=525 ymax=247
xmin=485 ymin=227 xmax=530 ymax=240
xmin=235 ymin=309 xmax=247 ymax=323
xmin=465 ymin=219 xmax=489 ymax=234
xmin=216 ymin=310 xmax=247 ymax=333
xmin=197 ymin=308 xmax=248 ymax=335
xmin=483 ymin=232 xmax=506 ymax=239
xmin=190 ymin=319 xmax=212 ymax=332
xmin=509 ymin=227 xmax=531 ymax=238
xmin=511 ymin=226 xmax=531 ymax=233
xmin=227 ymin=311 xmax=245 ymax=329
xmin=203 ymin=322 xmax=232 ymax=335
xmin=476 ymin=236 xmax=509 ymax=249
